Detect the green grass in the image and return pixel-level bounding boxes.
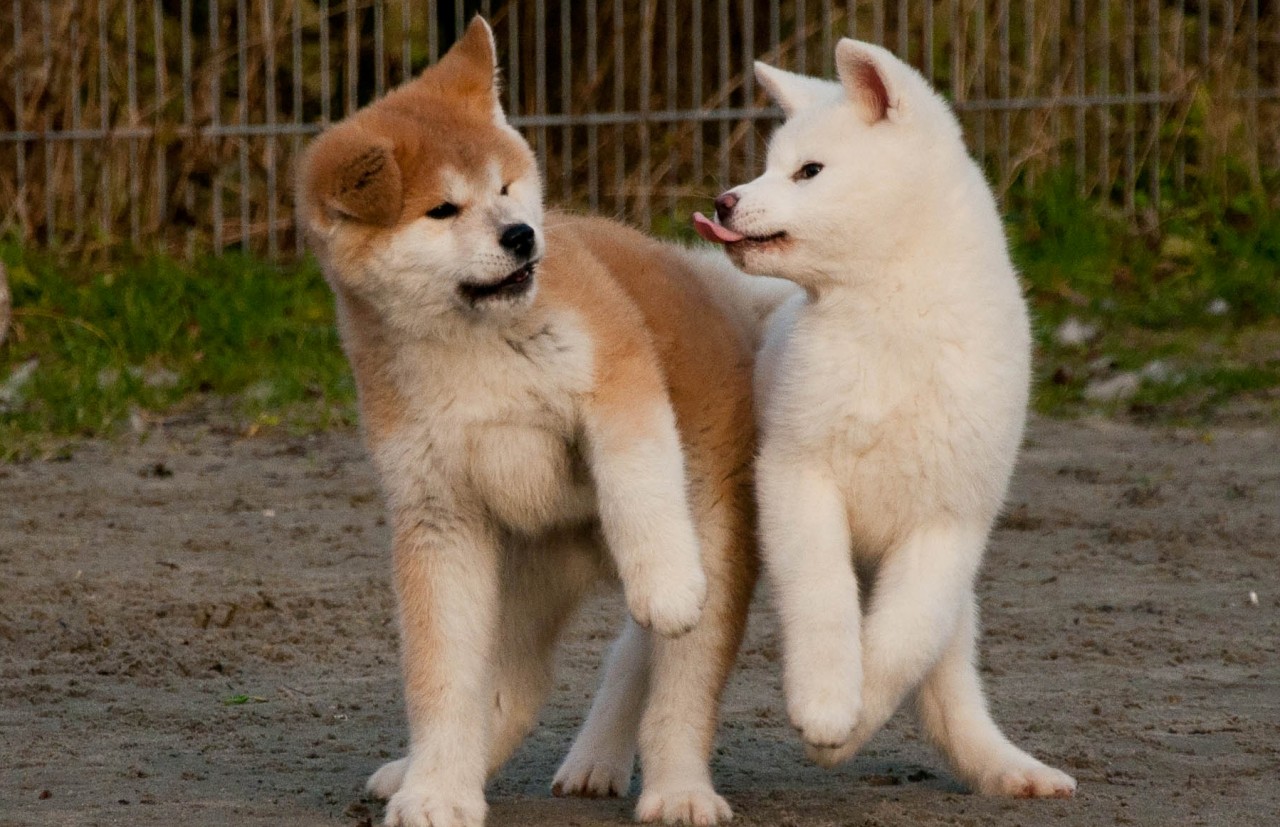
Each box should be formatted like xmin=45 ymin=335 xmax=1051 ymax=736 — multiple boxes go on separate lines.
xmin=1008 ymin=166 xmax=1280 ymax=421
xmin=0 ymin=245 xmax=355 ymax=457
xmin=2 ymin=167 xmax=1278 ymax=456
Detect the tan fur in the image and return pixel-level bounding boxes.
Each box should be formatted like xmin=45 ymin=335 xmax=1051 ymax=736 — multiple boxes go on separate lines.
xmin=296 ymin=17 xmax=756 ymax=827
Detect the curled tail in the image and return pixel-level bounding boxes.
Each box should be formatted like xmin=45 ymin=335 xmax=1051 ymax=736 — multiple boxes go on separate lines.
xmin=674 ymin=245 xmax=799 ymax=351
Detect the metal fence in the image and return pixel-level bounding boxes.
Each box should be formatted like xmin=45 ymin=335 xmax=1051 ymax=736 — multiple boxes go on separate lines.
xmin=2 ymin=0 xmax=1276 ymax=258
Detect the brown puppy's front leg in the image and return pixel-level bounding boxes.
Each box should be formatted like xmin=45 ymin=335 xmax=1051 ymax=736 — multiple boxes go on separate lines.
xmin=374 ymin=506 xmax=500 ymax=827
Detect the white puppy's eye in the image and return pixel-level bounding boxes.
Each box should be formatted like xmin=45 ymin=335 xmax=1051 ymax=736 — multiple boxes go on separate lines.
xmin=426 ymin=202 xmax=459 ymax=219
xmin=794 ymin=162 xmax=824 ymax=181
xmin=500 ymin=183 xmax=510 ymax=196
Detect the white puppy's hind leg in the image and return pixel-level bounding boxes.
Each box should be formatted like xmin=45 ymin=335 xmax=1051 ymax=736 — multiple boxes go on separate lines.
xmin=916 ymin=597 xmax=1078 ymax=798
xmin=807 ymin=522 xmax=985 ymax=768
xmin=758 ymin=456 xmax=862 ymax=749
xmin=553 ymin=619 xmax=649 ymax=798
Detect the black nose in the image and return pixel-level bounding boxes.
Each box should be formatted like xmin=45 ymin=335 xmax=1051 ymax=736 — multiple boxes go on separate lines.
xmin=499 ymin=223 xmax=536 ymax=259
xmin=714 ymin=191 xmax=738 ymax=222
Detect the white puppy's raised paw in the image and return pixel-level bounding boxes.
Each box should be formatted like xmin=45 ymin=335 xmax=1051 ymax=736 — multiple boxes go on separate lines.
xmin=551 ymin=754 xmax=633 ymax=798
xmin=383 ymin=784 xmax=486 ymax=827
xmin=625 ymin=563 xmax=707 ymax=638
xmin=977 ymin=759 xmax=1078 ymax=799
xmin=636 ymin=785 xmax=732 ymax=825
xmin=366 ymin=757 xmax=410 ymax=799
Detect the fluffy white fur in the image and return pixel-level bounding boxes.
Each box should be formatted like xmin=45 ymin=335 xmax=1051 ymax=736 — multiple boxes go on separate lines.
xmin=699 ymin=39 xmax=1078 ymax=798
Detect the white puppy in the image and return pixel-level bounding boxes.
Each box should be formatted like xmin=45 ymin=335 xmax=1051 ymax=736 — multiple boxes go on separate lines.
xmin=693 ymin=40 xmax=1077 ymax=798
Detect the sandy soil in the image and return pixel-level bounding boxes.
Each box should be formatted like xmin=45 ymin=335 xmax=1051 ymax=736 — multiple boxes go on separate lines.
xmin=2 ymin=417 xmax=1277 ymax=827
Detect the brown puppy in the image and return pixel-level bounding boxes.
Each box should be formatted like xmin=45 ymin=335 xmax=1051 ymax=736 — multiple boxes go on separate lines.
xmin=295 ymin=17 xmax=756 ymax=827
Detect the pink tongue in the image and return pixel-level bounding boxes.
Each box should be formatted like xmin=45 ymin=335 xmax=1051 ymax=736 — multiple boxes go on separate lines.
xmin=692 ymin=212 xmax=745 ymax=244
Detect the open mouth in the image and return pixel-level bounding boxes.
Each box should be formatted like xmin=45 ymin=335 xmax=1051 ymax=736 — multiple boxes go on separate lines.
xmin=691 ymin=212 xmax=788 ymax=251
xmin=459 ymin=260 xmax=538 ymax=304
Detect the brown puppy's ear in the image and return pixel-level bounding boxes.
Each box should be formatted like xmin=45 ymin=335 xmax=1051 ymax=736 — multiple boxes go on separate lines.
xmin=427 ymin=16 xmax=499 ymax=112
xmin=299 ymin=124 xmax=403 ymax=227
xmin=835 ymin=39 xmax=894 ymax=125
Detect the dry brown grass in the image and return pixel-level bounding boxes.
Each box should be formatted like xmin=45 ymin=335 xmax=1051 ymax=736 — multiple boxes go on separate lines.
xmin=1 ymin=0 xmax=1275 ymax=257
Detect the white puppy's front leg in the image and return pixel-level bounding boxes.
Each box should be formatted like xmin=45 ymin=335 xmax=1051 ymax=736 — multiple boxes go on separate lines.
xmin=372 ymin=507 xmax=501 ymax=827
xmin=584 ymin=399 xmax=706 ymax=638
xmin=807 ymin=521 xmax=985 ymax=768
xmin=758 ymin=450 xmax=863 ymax=749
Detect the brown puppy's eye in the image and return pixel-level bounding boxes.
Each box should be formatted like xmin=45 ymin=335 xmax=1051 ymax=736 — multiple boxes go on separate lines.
xmin=794 ymin=162 xmax=824 ymax=181
xmin=426 ymin=202 xmax=459 ymax=219
xmin=500 ymin=183 xmax=510 ymax=196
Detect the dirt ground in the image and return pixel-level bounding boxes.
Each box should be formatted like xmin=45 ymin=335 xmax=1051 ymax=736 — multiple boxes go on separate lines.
xmin=2 ymin=416 xmax=1277 ymax=827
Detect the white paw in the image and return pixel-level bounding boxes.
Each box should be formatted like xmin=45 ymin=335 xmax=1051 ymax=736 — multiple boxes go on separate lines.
xmin=551 ymin=751 xmax=634 ymax=798
xmin=635 ymin=785 xmax=732 ymax=825
xmin=976 ymin=758 xmax=1078 ymax=799
xmin=804 ymin=738 xmax=859 ymax=769
xmin=383 ymin=784 xmax=486 ymax=827
xmin=626 ymin=563 xmax=707 ymax=638
xmin=787 ymin=686 xmax=861 ymax=749
xmin=366 ymin=757 xmax=410 ymax=799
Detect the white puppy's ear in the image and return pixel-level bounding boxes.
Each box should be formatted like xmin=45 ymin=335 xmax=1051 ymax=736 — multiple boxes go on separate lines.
xmin=754 ymin=61 xmax=831 ymax=117
xmin=835 ymin=39 xmax=897 ymax=124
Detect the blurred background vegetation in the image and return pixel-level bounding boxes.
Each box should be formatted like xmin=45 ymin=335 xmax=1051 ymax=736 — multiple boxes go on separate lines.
xmin=1 ymin=1 xmax=1277 ymax=456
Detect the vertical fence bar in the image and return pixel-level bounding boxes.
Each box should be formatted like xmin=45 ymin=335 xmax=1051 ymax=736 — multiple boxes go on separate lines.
xmin=320 ymin=0 xmax=331 ymax=124
xmin=873 ymin=0 xmax=884 ymax=45
xmin=586 ymin=0 xmax=598 ymax=211
xmin=744 ymin=0 xmax=756 ymax=175
xmin=1124 ymin=0 xmax=1136 ymax=214
xmin=427 ymin=0 xmax=438 ymax=62
xmin=638 ymin=0 xmax=652 ymax=228
xmin=374 ymin=0 xmax=386 ymax=98
xmin=183 ymin=0 xmax=194 ymax=254
xmin=127 ymin=0 xmax=141 ymax=244
xmin=42 ymin=0 xmax=55 ymax=244
xmin=950 ymin=0 xmax=961 ymax=112
xmin=822 ymin=0 xmax=833 ymax=75
xmin=210 ymin=0 xmax=223 ymax=249
xmin=922 ymin=0 xmax=934 ymax=81
xmin=402 ymin=0 xmax=411 ymax=81
xmin=561 ymin=0 xmax=574 ymax=204
xmin=998 ymin=0 xmax=1010 ymax=189
xmin=71 ymin=13 xmax=84 ymax=247
xmin=770 ymin=0 xmax=781 ymax=63
xmin=535 ymin=0 xmax=548 ymax=183
xmin=1246 ymin=0 xmax=1259 ymax=178
xmin=897 ymin=0 xmax=908 ymax=60
xmin=1049 ymin=0 xmax=1062 ymax=166
xmin=1173 ymin=0 xmax=1185 ymax=190
xmin=293 ymin=0 xmax=305 ymax=254
xmin=848 ymin=0 xmax=857 ymax=38
xmin=797 ymin=0 xmax=807 ymax=72
xmin=975 ymin=0 xmax=987 ymax=167
xmin=345 ymin=0 xmax=357 ymax=115
xmin=718 ymin=0 xmax=730 ymax=192
xmin=264 ymin=0 xmax=278 ymax=257
xmin=152 ymin=0 xmax=166 ymax=242
xmin=506 ymin=1 xmax=518 ymax=117
xmin=453 ymin=0 xmax=464 ymax=37
xmin=1022 ymin=0 xmax=1035 ymax=189
xmin=665 ymin=0 xmax=677 ymax=214
xmin=11 ymin=0 xmax=25 ymax=237
xmin=612 ymin=0 xmax=625 ymax=214
xmin=237 ymin=0 xmax=249 ymax=250
xmin=692 ymin=0 xmax=703 ymax=188
xmin=1099 ymin=0 xmax=1111 ymax=198
xmin=1148 ymin=0 xmax=1160 ymax=211
xmin=1074 ymin=0 xmax=1087 ymax=192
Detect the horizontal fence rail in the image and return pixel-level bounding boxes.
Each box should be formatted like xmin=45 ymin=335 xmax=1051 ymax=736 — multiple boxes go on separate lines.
xmin=1 ymin=0 xmax=1276 ymax=257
